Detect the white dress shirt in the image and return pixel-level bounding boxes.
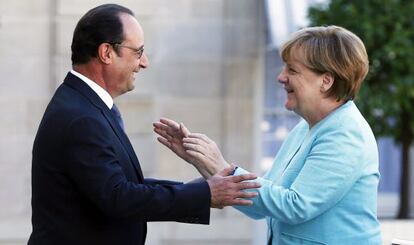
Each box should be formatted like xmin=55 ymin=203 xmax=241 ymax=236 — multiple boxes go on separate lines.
xmin=70 ymin=69 xmax=113 ymax=109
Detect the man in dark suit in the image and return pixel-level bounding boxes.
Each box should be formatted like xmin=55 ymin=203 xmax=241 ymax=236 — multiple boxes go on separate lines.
xmin=28 ymin=4 xmax=260 ymax=245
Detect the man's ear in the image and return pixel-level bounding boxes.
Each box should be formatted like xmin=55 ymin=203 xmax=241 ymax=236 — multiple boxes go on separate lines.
xmin=97 ymin=43 xmax=113 ymax=64
xmin=321 ymin=73 xmax=334 ymax=93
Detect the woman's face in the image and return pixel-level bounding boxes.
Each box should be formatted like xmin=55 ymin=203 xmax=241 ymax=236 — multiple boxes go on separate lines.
xmin=277 ymin=53 xmax=326 ymax=118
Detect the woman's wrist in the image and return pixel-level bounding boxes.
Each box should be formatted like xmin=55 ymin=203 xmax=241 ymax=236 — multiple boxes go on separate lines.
xmin=191 ymin=159 xmax=231 ymax=178
xmin=213 ymin=160 xmax=231 ymax=175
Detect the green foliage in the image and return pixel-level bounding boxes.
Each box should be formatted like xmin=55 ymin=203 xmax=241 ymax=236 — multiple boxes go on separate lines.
xmin=308 ymin=0 xmax=414 ymax=142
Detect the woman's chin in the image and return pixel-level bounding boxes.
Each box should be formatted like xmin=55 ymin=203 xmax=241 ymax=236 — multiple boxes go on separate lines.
xmin=284 ymin=102 xmax=295 ymax=111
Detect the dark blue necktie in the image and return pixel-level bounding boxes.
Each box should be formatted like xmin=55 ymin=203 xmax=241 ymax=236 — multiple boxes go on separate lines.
xmin=111 ymin=104 xmax=125 ymax=131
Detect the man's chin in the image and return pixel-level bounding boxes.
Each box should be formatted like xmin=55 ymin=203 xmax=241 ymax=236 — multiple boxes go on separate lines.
xmin=127 ymin=83 xmax=135 ymax=92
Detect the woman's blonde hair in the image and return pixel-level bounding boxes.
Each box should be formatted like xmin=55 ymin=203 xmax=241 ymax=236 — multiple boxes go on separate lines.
xmin=280 ymin=25 xmax=369 ymax=101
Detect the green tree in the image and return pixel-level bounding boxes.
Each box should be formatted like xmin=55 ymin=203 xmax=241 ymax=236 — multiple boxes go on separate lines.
xmin=308 ymin=0 xmax=414 ymax=218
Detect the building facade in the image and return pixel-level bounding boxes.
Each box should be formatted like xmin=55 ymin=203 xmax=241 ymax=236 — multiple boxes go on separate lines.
xmin=1 ymin=0 xmax=413 ymax=244
xmin=0 ymin=0 xmax=265 ymax=244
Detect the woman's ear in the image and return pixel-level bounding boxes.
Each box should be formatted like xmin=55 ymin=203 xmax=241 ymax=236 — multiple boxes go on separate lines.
xmin=97 ymin=43 xmax=113 ymax=64
xmin=320 ymin=73 xmax=334 ymax=93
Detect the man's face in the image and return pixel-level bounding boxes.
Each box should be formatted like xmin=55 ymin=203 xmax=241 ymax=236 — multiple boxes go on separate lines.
xmin=108 ymin=13 xmax=149 ymax=97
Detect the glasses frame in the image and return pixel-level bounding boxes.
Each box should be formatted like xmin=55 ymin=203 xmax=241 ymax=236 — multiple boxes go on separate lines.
xmin=110 ymin=42 xmax=144 ymax=59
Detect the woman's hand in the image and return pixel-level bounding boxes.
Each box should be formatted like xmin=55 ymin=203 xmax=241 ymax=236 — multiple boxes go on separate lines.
xmin=154 ymin=118 xmax=213 ymax=178
xmin=153 ymin=118 xmax=230 ymax=178
xmin=153 ymin=118 xmax=193 ymax=164
xmin=183 ymin=133 xmax=230 ymax=176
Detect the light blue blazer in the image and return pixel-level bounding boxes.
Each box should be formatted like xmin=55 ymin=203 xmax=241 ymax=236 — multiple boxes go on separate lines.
xmin=235 ymin=101 xmax=381 ymax=244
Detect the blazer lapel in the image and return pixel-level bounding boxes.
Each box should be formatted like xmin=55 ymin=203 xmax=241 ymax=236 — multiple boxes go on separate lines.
xmin=63 ymin=72 xmax=144 ymax=181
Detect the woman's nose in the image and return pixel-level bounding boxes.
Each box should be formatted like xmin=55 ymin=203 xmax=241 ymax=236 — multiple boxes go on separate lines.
xmin=277 ymin=70 xmax=287 ymax=84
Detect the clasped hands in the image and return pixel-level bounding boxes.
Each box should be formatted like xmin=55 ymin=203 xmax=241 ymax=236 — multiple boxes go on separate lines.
xmin=153 ymin=118 xmax=260 ymax=208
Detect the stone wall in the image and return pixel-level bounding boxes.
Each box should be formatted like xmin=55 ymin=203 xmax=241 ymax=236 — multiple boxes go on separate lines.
xmin=0 ymin=0 xmax=265 ymax=244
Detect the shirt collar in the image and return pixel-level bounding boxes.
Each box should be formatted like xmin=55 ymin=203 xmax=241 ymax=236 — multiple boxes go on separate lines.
xmin=70 ymin=69 xmax=113 ymax=109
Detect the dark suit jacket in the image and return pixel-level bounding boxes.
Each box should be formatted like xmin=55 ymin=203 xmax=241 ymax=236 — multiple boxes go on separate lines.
xmin=28 ymin=72 xmax=211 ymax=245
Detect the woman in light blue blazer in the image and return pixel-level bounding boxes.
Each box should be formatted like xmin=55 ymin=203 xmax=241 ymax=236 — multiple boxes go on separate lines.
xmin=154 ymin=26 xmax=381 ymax=244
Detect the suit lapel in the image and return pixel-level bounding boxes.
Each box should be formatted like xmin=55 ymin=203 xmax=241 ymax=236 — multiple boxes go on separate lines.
xmin=63 ymin=72 xmax=144 ymax=181
xmin=104 ymin=112 xmax=145 ymax=181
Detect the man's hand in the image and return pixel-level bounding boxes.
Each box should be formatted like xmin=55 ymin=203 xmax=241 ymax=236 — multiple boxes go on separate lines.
xmin=207 ymin=166 xmax=261 ymax=208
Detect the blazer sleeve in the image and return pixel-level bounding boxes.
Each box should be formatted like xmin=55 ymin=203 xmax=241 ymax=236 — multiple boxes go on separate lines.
xmin=234 ymin=124 xmax=365 ymax=224
xmin=145 ymin=178 xmax=183 ymax=186
xmin=64 ymin=116 xmax=210 ymax=223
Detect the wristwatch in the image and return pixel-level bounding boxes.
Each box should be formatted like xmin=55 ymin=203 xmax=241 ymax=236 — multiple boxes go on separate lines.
xmin=229 ymin=165 xmax=238 ymax=175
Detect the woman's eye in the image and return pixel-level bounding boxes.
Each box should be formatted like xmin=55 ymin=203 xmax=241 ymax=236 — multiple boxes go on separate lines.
xmin=288 ymin=68 xmax=297 ymax=74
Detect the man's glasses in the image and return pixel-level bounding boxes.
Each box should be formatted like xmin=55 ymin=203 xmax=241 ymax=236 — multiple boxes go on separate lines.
xmin=111 ymin=43 xmax=144 ymax=59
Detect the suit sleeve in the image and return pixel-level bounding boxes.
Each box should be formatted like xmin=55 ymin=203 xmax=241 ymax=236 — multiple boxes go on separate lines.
xmin=234 ymin=125 xmax=365 ymax=224
xmin=64 ymin=116 xmax=210 ymax=223
xmin=144 ymin=178 xmax=183 ymax=186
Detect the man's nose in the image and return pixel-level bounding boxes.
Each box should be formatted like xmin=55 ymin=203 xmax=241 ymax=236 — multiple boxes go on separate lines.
xmin=139 ymin=53 xmax=149 ymax=69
